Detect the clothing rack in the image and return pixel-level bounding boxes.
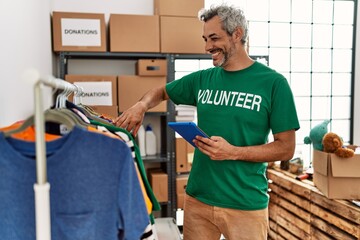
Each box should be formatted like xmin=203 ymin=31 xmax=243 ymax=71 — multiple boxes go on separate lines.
xmin=33 ymin=75 xmax=78 ymax=240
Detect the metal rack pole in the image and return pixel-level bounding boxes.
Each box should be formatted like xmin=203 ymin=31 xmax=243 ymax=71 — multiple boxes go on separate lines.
xmin=33 ymin=76 xmax=77 ymax=240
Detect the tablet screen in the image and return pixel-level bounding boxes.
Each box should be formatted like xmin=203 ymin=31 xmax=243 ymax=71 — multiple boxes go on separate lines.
xmin=168 ymin=122 xmax=209 ymax=148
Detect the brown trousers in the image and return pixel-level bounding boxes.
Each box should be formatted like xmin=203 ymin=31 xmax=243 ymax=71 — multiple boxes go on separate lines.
xmin=183 ymin=194 xmax=269 ymax=240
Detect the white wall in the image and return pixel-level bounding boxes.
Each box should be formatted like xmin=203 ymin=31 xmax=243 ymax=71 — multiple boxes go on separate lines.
xmin=0 ymin=0 xmax=152 ymax=128
xmin=51 ymin=0 xmax=154 ymax=21
xmin=0 ymin=0 xmax=53 ymax=127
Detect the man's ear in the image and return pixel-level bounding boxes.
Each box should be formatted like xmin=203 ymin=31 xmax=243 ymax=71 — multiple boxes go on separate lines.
xmin=233 ymin=27 xmax=244 ymax=42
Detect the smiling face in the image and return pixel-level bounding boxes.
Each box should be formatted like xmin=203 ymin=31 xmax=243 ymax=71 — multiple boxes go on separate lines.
xmin=202 ymin=16 xmax=238 ymax=69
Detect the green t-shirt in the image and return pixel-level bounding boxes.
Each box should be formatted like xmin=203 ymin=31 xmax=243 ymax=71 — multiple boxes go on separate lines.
xmin=166 ymin=61 xmax=300 ymax=210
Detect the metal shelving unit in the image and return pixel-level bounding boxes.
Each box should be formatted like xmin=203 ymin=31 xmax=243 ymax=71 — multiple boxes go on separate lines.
xmin=58 ymin=52 xmax=170 ymax=79
xmin=58 ymin=51 xmax=176 ymax=218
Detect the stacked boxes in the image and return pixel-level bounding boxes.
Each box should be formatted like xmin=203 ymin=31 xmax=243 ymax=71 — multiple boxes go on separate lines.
xmin=176 ymin=175 xmax=189 ymax=209
xmin=154 ymin=0 xmax=204 ymax=17
xmin=136 ymin=59 xmax=167 ymax=76
xmin=65 ymin=66 xmax=169 ymax=117
xmin=118 ymin=58 xmax=167 ymax=113
xmin=176 ymin=138 xmax=193 ymax=173
xmin=52 ymin=12 xmax=107 ymax=52
xmin=155 ymin=0 xmax=205 ymax=54
xmin=175 ymin=137 xmax=193 ymax=208
xmin=117 ymin=75 xmax=167 ymax=112
xmin=52 ymin=0 xmax=204 ymax=54
xmin=159 ymin=16 xmax=204 ymax=54
xmin=149 ymin=169 xmax=169 ymax=203
xmin=109 ymin=14 xmax=160 ymax=53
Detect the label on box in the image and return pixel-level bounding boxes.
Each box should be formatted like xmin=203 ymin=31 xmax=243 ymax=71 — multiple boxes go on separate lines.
xmin=74 ymin=81 xmax=113 ymax=106
xmin=61 ymin=18 xmax=101 ymax=46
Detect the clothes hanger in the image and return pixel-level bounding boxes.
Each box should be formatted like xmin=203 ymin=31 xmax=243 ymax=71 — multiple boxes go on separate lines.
xmin=73 ymin=84 xmax=83 ymax=105
xmin=64 ymin=84 xmax=106 ymax=123
xmin=2 ymin=109 xmax=78 ymax=137
xmin=51 ymin=82 xmax=91 ymax=128
xmin=2 ymin=82 xmax=91 ymax=137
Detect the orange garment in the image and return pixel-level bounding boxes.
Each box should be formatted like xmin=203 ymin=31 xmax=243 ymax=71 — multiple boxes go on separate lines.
xmin=0 ymin=121 xmax=60 ymax=141
xmin=134 ymin=162 xmax=153 ymax=215
xmin=0 ymin=121 xmax=121 ymax=141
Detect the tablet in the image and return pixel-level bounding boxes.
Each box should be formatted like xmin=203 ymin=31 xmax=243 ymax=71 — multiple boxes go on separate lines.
xmin=168 ymin=122 xmax=209 ymax=148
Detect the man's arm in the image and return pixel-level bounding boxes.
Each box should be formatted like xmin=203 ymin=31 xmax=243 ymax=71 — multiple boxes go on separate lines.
xmin=114 ymin=85 xmax=169 ymax=136
xmin=194 ymin=129 xmax=296 ymax=162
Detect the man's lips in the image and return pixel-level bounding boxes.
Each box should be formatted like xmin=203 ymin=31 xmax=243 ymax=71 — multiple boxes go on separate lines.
xmin=210 ymin=49 xmax=222 ymax=59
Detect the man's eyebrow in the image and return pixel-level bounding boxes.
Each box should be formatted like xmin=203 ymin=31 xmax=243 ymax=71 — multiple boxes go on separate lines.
xmin=203 ymin=33 xmax=218 ymax=39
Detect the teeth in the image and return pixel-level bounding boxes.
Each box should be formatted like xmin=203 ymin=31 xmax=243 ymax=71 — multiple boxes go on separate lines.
xmin=212 ymin=51 xmax=220 ymax=58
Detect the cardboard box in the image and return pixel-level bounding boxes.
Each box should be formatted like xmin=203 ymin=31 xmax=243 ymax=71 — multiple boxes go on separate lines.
xmin=313 ymin=149 xmax=360 ymax=199
xmin=176 ymin=175 xmax=189 ymax=194
xmin=52 ymin=12 xmax=107 ymax=52
xmin=65 ymin=75 xmax=117 ymax=106
xmin=160 ymin=16 xmax=205 ymax=54
xmin=177 ymin=193 xmax=185 ymax=209
xmin=154 ymin=0 xmax=204 ymax=17
xmin=137 ymin=59 xmax=167 ymax=76
xmin=149 ymin=170 xmax=168 ymax=202
xmin=176 ymin=138 xmax=193 ymax=173
xmin=176 ymin=174 xmax=188 ymax=208
xmin=117 ymin=75 xmax=167 ymax=112
xmin=89 ymin=105 xmax=118 ymax=119
xmin=110 ymin=14 xmax=160 ymax=52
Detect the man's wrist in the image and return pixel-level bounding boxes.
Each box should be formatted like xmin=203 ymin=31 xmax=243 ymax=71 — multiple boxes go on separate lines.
xmin=231 ymin=146 xmax=242 ymax=161
xmin=137 ymin=101 xmax=148 ymax=113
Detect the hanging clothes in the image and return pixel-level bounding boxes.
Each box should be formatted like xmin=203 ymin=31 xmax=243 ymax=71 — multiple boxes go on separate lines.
xmin=65 ymin=100 xmax=159 ymax=240
xmin=94 ymin=124 xmax=159 ymax=240
xmin=0 ymin=126 xmax=149 ymax=240
xmin=91 ymin=121 xmax=161 ymax=213
xmin=65 ymin=101 xmax=161 ymax=214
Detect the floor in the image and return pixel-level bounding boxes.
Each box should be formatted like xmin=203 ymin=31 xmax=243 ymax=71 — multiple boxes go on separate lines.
xmin=154 ymin=218 xmax=182 ymax=240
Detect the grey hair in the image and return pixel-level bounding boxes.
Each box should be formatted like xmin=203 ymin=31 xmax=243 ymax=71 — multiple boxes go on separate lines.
xmin=199 ymin=4 xmax=248 ymax=44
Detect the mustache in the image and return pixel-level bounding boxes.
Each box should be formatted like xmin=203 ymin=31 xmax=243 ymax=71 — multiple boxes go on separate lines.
xmin=209 ymin=48 xmax=222 ymax=54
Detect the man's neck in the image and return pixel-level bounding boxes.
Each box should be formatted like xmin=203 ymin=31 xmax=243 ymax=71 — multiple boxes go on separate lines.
xmin=223 ymin=54 xmax=254 ymax=71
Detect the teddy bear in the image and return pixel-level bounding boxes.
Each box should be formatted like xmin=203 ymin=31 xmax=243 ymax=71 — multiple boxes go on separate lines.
xmin=322 ymin=132 xmax=355 ymax=158
xmin=304 ymin=120 xmax=330 ymax=151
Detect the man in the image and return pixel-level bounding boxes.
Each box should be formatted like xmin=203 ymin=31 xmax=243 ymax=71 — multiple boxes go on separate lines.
xmin=115 ymin=4 xmax=299 ymax=240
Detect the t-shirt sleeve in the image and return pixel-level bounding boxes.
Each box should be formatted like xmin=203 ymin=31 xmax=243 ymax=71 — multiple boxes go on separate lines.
xmin=166 ymin=71 xmax=200 ymax=106
xmin=270 ymin=77 xmax=300 ymax=134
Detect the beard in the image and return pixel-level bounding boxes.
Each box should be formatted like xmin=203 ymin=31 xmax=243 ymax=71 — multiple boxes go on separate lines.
xmin=213 ymin=50 xmax=227 ymax=67
xmin=213 ymin=42 xmax=236 ymax=68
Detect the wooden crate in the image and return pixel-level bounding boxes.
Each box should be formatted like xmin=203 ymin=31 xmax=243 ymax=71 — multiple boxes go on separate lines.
xmin=267 ymin=169 xmax=360 ymax=240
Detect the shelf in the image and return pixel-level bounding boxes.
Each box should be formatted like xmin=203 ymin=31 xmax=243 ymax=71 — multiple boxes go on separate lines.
xmin=172 ymin=53 xmax=269 ymax=63
xmin=59 ymin=51 xmax=168 ymax=60
xmin=142 ymin=154 xmax=168 ymax=163
xmin=173 ymin=53 xmax=211 ymax=59
xmin=58 ymin=51 xmax=176 ymax=219
xmin=144 ymin=112 xmax=169 ymax=117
